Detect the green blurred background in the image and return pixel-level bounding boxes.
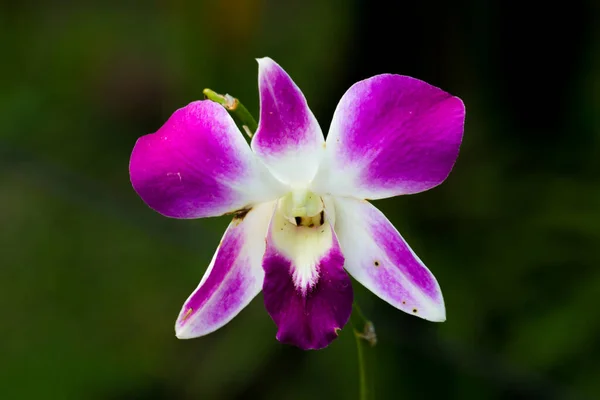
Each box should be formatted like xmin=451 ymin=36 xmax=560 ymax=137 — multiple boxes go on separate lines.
xmin=2 ymin=1 xmax=599 ymax=399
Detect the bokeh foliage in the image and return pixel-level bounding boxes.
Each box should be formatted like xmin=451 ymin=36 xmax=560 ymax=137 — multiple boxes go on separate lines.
xmin=1 ymin=1 xmax=599 ymax=399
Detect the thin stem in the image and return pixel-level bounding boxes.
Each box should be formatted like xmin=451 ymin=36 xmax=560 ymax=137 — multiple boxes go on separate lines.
xmin=203 ymin=88 xmax=258 ymax=137
xmin=355 ymin=328 xmax=368 ymax=400
xmin=351 ymin=302 xmax=376 ymax=400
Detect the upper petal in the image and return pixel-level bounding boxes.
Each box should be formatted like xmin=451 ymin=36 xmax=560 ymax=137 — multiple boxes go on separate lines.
xmin=333 ymin=197 xmax=445 ymax=321
xmin=130 ymin=100 xmax=285 ymax=218
xmin=251 ymin=58 xmax=325 ymax=186
xmin=175 ymin=201 xmax=276 ymax=338
xmin=311 ymin=74 xmax=465 ymax=200
xmin=262 ymin=200 xmax=353 ymax=350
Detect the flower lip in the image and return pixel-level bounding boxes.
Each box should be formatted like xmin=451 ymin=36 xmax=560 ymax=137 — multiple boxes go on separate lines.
xmin=262 ymin=201 xmax=352 ymax=350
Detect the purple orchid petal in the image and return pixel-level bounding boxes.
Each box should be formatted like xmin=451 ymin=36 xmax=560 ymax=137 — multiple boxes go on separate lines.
xmin=311 ymin=74 xmax=465 ymax=200
xmin=130 ymin=100 xmax=285 ymax=219
xmin=251 ymin=58 xmax=325 ymax=186
xmin=333 ymin=197 xmax=445 ymax=321
xmin=262 ymin=204 xmax=353 ymax=350
xmin=175 ymin=201 xmax=275 ymax=338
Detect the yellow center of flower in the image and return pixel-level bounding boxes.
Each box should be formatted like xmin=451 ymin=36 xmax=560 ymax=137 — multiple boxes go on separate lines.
xmin=279 ymin=188 xmax=324 ymax=227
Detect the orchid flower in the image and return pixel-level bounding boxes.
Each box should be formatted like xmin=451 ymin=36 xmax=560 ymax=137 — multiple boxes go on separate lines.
xmin=129 ymin=58 xmax=465 ymax=350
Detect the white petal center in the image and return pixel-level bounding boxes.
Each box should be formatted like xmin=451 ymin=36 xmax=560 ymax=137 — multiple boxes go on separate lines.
xmin=271 ymin=190 xmax=336 ymax=293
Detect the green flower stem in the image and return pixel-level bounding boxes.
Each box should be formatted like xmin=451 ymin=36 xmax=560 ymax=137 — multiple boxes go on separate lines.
xmin=203 ymin=88 xmax=258 ymax=137
xmin=351 ymin=302 xmax=376 ymax=400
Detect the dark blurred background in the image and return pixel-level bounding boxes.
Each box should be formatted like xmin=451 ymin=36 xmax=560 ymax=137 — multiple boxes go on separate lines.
xmin=1 ymin=0 xmax=599 ymax=399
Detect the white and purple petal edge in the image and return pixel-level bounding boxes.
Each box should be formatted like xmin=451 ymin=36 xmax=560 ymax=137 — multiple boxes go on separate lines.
xmin=312 ymin=74 xmax=465 ymax=200
xmin=251 ymin=58 xmax=325 ymax=185
xmin=175 ymin=201 xmax=275 ymax=338
xmin=130 ymin=100 xmax=285 ymax=219
xmin=333 ymin=197 xmax=445 ymax=321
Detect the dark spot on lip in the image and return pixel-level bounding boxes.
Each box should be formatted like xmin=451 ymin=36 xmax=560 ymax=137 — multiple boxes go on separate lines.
xmin=294 ymin=216 xmax=302 ymax=226
xmin=319 ymin=211 xmax=324 ymax=226
xmin=308 ymin=223 xmax=315 ymax=228
xmin=374 ymin=260 xmax=380 ymax=267
xmin=412 ymin=308 xmax=418 ymax=313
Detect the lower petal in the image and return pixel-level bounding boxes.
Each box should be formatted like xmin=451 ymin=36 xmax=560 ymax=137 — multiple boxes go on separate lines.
xmin=175 ymin=201 xmax=275 ymax=338
xmin=333 ymin=197 xmax=445 ymax=321
xmin=262 ymin=201 xmax=353 ymax=350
